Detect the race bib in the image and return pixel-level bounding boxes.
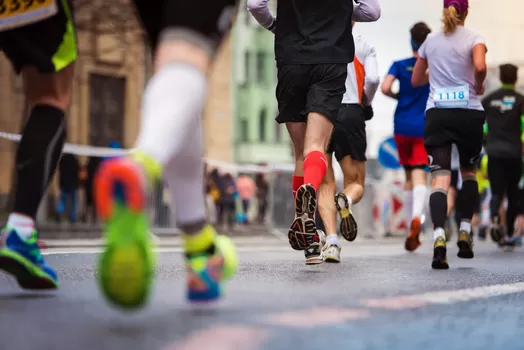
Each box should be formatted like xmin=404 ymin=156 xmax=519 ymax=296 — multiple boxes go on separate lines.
xmin=0 ymin=0 xmax=58 ymax=32
xmin=434 ymin=84 xmax=469 ymax=108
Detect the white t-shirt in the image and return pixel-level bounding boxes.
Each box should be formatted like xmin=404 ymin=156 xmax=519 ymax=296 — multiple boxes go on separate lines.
xmin=342 ymin=34 xmax=379 ymax=104
xmin=451 ymin=144 xmax=460 ymax=170
xmin=418 ymin=26 xmax=486 ymax=111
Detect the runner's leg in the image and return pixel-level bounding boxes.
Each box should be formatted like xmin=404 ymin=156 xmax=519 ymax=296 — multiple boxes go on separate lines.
xmin=487 ymin=157 xmax=505 ymax=242
xmin=95 ymin=0 xmax=238 ymax=309
xmin=0 ymin=0 xmax=77 ymax=290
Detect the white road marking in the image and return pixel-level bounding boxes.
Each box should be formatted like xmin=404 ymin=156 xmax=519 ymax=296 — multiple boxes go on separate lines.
xmin=362 ymin=281 xmax=524 ymax=310
xmin=42 ymin=245 xmax=408 ymax=256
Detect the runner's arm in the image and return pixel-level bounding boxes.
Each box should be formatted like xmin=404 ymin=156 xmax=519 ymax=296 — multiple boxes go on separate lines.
xmin=363 ymin=43 xmax=380 ymax=105
xmin=247 ymin=0 xmax=276 ymax=33
xmin=353 ymin=0 xmax=381 ymax=22
xmin=411 ymin=58 xmax=429 ymax=88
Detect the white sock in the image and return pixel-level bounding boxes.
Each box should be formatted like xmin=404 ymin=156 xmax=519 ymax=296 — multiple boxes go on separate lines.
xmin=164 ymin=116 xmax=207 ymax=229
xmin=403 ymin=190 xmax=413 ymax=222
xmin=412 ymin=185 xmax=428 ymax=219
xmin=433 ymin=227 xmax=446 ymax=241
xmin=6 ymin=213 xmax=34 ymax=240
xmin=460 ymin=221 xmax=472 ymax=233
xmin=135 ymin=63 xmax=207 ymax=166
xmin=327 ymin=234 xmax=341 ymax=246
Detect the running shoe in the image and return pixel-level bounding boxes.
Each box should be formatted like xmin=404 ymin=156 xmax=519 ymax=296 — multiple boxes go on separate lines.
xmin=94 ymin=151 xmax=160 ymax=310
xmin=513 ymin=235 xmax=522 ymax=246
xmin=502 ymin=236 xmax=516 ymax=252
xmin=478 ymin=227 xmax=487 ymax=241
xmin=335 ymin=192 xmax=358 ymax=242
xmin=431 ymin=236 xmax=449 ymax=270
xmin=0 ymin=227 xmax=58 ymax=289
xmin=324 ymin=244 xmax=341 ymax=263
xmin=288 ymin=184 xmax=317 ymax=251
xmin=304 ymin=230 xmax=326 ymax=265
xmin=457 ymin=230 xmax=474 ymax=259
xmin=445 ymin=230 xmax=451 ymax=242
xmin=405 ymin=217 xmax=422 ymax=252
xmin=185 ymin=226 xmax=238 ymax=302
xmin=489 ymin=218 xmax=504 ymax=243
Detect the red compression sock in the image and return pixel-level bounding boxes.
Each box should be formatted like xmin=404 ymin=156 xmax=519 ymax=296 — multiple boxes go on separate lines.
xmin=292 ymin=176 xmax=304 ymax=198
xmin=303 ymin=151 xmax=327 ymax=191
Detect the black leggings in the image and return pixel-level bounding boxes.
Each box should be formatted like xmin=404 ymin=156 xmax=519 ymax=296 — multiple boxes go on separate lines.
xmin=488 ymin=157 xmax=522 ymax=236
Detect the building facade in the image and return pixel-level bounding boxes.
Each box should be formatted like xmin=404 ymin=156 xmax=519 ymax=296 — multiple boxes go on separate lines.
xmin=0 ymin=0 xmax=147 ymax=208
xmin=232 ymin=1 xmax=293 ymax=165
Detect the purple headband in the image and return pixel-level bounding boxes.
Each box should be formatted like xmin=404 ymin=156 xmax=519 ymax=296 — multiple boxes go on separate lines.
xmin=444 ymin=0 xmax=468 ymax=13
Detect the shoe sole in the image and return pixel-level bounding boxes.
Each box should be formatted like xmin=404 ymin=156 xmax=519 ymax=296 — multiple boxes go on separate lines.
xmin=305 ymin=256 xmax=324 ymax=265
xmin=457 ymin=240 xmax=474 ymax=259
xmin=335 ymin=193 xmax=358 ymax=242
xmin=431 ymin=247 xmax=449 ymax=270
xmin=405 ymin=219 xmax=421 ymax=252
xmin=288 ymin=185 xmax=317 ymax=251
xmin=0 ymin=248 xmax=58 ymax=290
xmin=94 ymin=160 xmax=154 ymax=310
xmin=324 ymin=256 xmax=341 ymax=263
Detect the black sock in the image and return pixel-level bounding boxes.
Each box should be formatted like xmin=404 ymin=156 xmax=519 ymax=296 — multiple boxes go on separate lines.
xmin=13 ymin=105 xmax=66 ymax=218
xmin=430 ymin=190 xmax=447 ymax=229
xmin=458 ymin=178 xmax=479 ymax=223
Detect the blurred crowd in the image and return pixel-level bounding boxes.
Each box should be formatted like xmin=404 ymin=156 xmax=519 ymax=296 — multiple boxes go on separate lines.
xmin=53 ymin=149 xmax=271 ymax=230
xmin=204 ymin=165 xmax=269 ymax=230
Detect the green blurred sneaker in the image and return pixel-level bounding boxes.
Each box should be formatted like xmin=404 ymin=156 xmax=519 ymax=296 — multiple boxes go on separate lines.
xmin=94 ymin=152 xmax=160 ymax=310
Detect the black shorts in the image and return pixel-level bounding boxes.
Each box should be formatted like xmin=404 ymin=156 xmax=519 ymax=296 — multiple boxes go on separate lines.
xmin=132 ymin=0 xmax=238 ymax=51
xmin=275 ymin=63 xmax=347 ymax=124
xmin=0 ymin=0 xmax=77 ymax=74
xmin=424 ymin=108 xmax=486 ymax=173
xmin=450 ymin=169 xmax=459 ymax=189
xmin=327 ymin=104 xmax=367 ymax=161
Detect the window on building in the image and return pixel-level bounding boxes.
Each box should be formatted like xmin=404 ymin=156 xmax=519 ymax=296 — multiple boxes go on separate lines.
xmin=259 ymin=109 xmax=267 ymax=142
xmin=239 ymin=119 xmax=249 ymax=142
xmin=256 ymin=52 xmax=266 ymax=84
xmin=244 ymin=52 xmax=251 ymax=85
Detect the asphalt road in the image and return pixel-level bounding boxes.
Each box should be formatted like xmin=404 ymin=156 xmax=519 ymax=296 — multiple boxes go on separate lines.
xmin=1 ymin=236 xmax=524 ymax=350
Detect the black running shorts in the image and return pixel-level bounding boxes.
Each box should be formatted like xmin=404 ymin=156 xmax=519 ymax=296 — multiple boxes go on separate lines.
xmin=275 ymin=63 xmax=348 ymax=125
xmin=132 ymin=0 xmax=238 ymax=51
xmin=327 ymin=104 xmax=367 ymax=162
xmin=0 ymin=0 xmax=77 ymax=74
xmin=425 ymin=108 xmax=486 ymax=172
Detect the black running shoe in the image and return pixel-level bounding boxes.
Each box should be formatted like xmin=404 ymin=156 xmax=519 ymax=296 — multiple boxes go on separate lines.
xmin=288 ymin=184 xmax=317 ymax=251
xmin=489 ymin=219 xmax=504 ymax=243
xmin=432 ymin=236 xmax=449 ymax=270
xmin=457 ymin=230 xmax=474 ymax=259
xmin=335 ymin=192 xmax=358 ymax=242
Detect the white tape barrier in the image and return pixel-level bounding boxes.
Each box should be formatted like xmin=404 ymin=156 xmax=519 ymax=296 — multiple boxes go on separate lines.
xmin=0 ymin=131 xmax=293 ymax=174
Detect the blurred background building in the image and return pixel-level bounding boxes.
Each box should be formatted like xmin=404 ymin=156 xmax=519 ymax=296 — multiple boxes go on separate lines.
xmin=0 ymin=0 xmax=523 ymax=237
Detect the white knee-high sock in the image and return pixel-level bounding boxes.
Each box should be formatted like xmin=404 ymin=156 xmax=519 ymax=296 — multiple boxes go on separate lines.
xmin=403 ymin=190 xmax=413 ymax=223
xmin=135 ymin=63 xmax=207 ymax=166
xmin=164 ymin=116 xmax=206 ymax=229
xmin=413 ymin=184 xmax=428 ymax=219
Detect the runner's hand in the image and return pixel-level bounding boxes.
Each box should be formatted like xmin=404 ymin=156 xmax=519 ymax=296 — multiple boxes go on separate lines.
xmin=475 ymin=83 xmax=485 ymax=95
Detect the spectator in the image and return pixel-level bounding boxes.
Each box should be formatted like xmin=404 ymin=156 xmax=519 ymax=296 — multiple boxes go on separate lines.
xmin=209 ymin=169 xmax=223 ymax=223
xmin=255 ymin=173 xmax=269 ymax=225
xmin=237 ymin=174 xmax=257 ymax=224
xmin=56 ymin=153 xmax=80 ymax=223
xmin=83 ymin=156 xmax=102 ymax=223
xmin=219 ymin=173 xmax=237 ymax=230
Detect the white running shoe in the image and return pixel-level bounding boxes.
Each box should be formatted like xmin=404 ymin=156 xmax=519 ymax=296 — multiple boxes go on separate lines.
xmin=324 ymin=244 xmax=341 ymax=263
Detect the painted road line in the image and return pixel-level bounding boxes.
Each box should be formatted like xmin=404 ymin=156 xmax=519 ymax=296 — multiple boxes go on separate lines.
xmin=42 ymin=245 xmax=408 ymax=256
xmin=263 ymin=308 xmax=370 ymax=328
xmin=162 ymin=325 xmax=270 ymax=350
xmin=362 ymin=281 xmax=524 ymax=310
